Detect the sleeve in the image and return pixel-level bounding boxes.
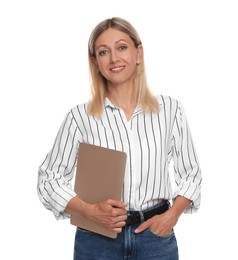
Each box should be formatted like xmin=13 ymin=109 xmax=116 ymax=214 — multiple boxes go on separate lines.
xmin=172 ymin=101 xmax=202 ymax=213
xmin=37 ymin=110 xmax=81 ymax=219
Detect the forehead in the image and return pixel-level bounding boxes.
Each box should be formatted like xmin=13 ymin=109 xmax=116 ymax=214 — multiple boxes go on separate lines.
xmin=95 ymin=28 xmax=132 ymax=48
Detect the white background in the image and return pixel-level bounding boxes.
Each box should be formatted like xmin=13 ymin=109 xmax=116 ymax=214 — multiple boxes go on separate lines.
xmin=0 ymin=0 xmax=238 ymax=259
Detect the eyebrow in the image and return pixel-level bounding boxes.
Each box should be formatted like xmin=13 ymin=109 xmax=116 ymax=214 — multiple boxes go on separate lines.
xmin=96 ymin=39 xmax=128 ymax=50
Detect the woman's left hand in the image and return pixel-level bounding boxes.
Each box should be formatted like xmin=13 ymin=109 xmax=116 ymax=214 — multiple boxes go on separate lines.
xmin=134 ymin=196 xmax=191 ymax=235
xmin=134 ymin=209 xmax=178 ymax=236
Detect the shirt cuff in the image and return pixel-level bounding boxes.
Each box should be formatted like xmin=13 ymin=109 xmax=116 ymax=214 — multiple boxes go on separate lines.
xmin=50 ymin=186 xmax=77 ymax=220
xmin=173 ymin=181 xmax=201 ymax=214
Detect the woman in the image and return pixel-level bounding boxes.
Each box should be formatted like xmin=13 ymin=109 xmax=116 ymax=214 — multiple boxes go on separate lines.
xmin=38 ymin=17 xmax=202 ymax=259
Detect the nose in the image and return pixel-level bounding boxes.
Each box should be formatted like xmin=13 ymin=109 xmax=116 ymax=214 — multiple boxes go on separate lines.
xmin=111 ymin=50 xmax=119 ymax=63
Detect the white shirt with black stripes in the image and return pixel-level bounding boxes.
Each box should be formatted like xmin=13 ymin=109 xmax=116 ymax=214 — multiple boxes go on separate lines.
xmin=38 ymin=95 xmax=202 ymax=219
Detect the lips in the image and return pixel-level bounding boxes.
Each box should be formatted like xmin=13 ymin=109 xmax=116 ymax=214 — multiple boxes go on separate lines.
xmin=110 ymin=66 xmax=125 ymax=72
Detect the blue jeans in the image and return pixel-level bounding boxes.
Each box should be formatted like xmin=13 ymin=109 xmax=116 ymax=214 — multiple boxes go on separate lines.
xmin=73 ymin=224 xmax=178 ymax=259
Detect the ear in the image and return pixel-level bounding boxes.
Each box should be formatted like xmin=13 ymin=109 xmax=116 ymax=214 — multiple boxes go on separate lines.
xmin=136 ymin=44 xmax=143 ymax=65
xmin=91 ymin=56 xmax=98 ymax=68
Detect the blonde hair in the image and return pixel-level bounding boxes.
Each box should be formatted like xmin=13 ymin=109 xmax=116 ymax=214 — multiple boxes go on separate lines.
xmin=87 ymin=17 xmax=159 ymax=117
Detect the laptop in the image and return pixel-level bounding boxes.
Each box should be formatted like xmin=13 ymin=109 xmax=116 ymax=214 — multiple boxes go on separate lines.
xmin=70 ymin=143 xmax=127 ymax=238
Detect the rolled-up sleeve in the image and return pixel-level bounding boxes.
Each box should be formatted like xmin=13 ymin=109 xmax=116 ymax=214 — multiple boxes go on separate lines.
xmin=37 ymin=111 xmax=80 ymax=219
xmin=172 ymin=102 xmax=202 ymax=213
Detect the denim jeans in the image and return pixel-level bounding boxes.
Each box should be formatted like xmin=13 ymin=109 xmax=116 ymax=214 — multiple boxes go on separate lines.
xmin=73 ymin=224 xmax=178 ymax=260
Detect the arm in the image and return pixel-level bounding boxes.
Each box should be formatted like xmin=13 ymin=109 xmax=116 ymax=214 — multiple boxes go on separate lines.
xmin=135 ymin=101 xmax=202 ymax=235
xmin=38 ymin=109 xmax=127 ymax=231
xmin=172 ymin=101 xmax=202 ymax=213
xmin=37 ymin=111 xmax=80 ymax=219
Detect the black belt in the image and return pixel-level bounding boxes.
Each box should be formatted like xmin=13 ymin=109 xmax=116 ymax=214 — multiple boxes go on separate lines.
xmin=126 ymin=201 xmax=169 ymax=226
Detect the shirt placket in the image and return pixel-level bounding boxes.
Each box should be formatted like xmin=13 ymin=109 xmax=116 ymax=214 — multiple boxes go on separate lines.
xmin=117 ymin=108 xmax=138 ymax=210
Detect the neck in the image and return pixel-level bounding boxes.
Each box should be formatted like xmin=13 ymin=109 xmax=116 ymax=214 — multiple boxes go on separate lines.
xmin=107 ymin=83 xmax=137 ymax=110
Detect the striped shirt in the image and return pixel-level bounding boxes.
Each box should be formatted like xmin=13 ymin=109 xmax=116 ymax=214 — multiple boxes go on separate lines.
xmin=38 ymin=95 xmax=202 ymax=220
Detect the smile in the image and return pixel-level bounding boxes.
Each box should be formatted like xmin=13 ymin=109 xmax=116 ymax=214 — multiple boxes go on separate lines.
xmin=110 ymin=66 xmax=125 ymax=72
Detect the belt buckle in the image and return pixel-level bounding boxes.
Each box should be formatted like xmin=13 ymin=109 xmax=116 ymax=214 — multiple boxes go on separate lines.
xmin=126 ymin=211 xmax=141 ymax=225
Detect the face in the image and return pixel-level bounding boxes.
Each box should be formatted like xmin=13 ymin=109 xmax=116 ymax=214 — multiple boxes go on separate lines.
xmin=93 ymin=28 xmax=142 ymax=87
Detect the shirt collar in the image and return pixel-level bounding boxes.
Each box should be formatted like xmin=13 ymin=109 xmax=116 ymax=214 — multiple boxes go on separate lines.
xmin=104 ymin=97 xmax=142 ymax=115
xmin=104 ymin=97 xmax=117 ymax=109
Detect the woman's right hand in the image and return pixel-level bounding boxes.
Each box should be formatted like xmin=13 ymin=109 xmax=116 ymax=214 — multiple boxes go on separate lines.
xmin=87 ymin=199 xmax=128 ymax=233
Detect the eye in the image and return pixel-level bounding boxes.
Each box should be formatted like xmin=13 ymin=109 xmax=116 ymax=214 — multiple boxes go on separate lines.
xmin=98 ymin=50 xmax=109 ymax=56
xmin=118 ymin=45 xmax=127 ymax=51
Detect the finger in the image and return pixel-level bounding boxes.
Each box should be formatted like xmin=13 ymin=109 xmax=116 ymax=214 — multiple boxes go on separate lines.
xmin=112 ymin=227 xmax=123 ymax=233
xmin=112 ymin=215 xmax=127 ymax=225
xmin=111 ymin=207 xmax=127 ymax=217
xmin=113 ymin=220 xmax=126 ymax=228
xmin=134 ymin=220 xmax=151 ymax=234
xmin=108 ymin=199 xmax=128 ymax=208
xmin=116 ymin=214 xmax=128 ymax=222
